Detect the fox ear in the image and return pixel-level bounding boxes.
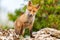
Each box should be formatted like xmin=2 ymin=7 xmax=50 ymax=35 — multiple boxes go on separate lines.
xmin=28 ymin=1 xmax=32 ymax=6
xmin=36 ymin=4 xmax=40 ymax=9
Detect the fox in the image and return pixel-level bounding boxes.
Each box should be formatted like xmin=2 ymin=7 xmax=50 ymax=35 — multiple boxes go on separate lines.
xmin=14 ymin=1 xmax=40 ymax=38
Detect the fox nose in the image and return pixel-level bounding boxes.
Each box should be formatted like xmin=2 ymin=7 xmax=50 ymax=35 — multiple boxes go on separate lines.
xmin=28 ymin=14 xmax=32 ymax=17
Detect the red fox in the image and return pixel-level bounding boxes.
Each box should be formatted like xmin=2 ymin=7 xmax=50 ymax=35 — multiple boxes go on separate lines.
xmin=14 ymin=1 xmax=40 ymax=38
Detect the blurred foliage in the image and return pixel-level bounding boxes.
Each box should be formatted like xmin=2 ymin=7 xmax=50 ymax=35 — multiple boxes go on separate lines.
xmin=8 ymin=5 xmax=27 ymax=21
xmin=8 ymin=0 xmax=60 ymax=36
xmin=31 ymin=0 xmax=60 ymax=30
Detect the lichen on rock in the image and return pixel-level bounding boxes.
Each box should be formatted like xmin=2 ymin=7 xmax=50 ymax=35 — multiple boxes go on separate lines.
xmin=0 ymin=28 xmax=60 ymax=40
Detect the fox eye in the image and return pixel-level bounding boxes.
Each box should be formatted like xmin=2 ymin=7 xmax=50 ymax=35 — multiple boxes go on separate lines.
xmin=29 ymin=9 xmax=31 ymax=11
xmin=33 ymin=10 xmax=35 ymax=12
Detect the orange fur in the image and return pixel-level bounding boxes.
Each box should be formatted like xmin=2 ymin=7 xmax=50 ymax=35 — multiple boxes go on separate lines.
xmin=14 ymin=1 xmax=40 ymax=38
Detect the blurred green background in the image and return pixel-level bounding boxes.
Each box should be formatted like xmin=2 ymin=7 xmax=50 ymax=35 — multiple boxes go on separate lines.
xmin=8 ymin=0 xmax=60 ymax=36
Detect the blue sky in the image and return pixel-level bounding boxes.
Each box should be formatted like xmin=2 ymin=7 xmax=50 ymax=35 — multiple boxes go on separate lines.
xmin=0 ymin=0 xmax=28 ymax=26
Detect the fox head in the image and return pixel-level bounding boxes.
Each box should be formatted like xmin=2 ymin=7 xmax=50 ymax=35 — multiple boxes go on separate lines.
xmin=26 ymin=1 xmax=40 ymax=17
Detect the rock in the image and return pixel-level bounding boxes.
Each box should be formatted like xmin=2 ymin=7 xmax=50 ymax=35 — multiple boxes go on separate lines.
xmin=0 ymin=28 xmax=60 ymax=40
xmin=0 ymin=29 xmax=20 ymax=40
xmin=24 ymin=28 xmax=60 ymax=40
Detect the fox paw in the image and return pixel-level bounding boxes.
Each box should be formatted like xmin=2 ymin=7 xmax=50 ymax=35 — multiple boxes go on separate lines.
xmin=31 ymin=36 xmax=35 ymax=38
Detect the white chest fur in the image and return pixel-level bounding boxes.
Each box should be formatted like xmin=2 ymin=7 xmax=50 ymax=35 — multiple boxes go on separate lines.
xmin=24 ymin=14 xmax=35 ymax=25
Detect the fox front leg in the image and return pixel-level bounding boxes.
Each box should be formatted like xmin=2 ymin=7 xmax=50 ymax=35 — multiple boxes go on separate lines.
xmin=21 ymin=28 xmax=25 ymax=36
xmin=28 ymin=25 xmax=35 ymax=38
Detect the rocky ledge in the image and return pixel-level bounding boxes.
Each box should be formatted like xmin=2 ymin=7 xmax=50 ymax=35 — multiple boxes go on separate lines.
xmin=0 ymin=28 xmax=60 ymax=40
xmin=24 ymin=28 xmax=60 ymax=40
